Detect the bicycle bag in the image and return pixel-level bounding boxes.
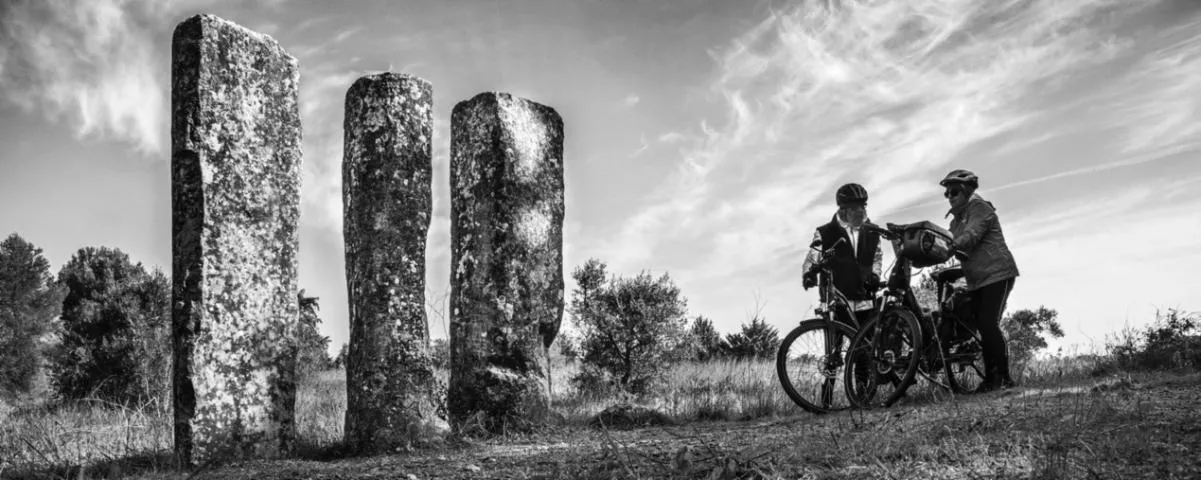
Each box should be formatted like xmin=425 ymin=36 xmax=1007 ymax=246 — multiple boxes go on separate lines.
xmin=896 ymin=221 xmax=954 ymax=268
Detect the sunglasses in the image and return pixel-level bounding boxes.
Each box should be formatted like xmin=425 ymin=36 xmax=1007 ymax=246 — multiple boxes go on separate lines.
xmin=944 ymin=188 xmax=963 ymax=199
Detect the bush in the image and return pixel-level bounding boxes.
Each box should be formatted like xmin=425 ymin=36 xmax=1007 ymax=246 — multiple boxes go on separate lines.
xmin=685 ymin=316 xmax=724 ymax=362
xmin=722 ymin=317 xmax=780 ymax=361
xmin=1108 ymin=308 xmax=1200 ymax=370
xmin=568 ymin=258 xmax=689 ymax=395
xmin=51 ymin=247 xmax=170 ymax=407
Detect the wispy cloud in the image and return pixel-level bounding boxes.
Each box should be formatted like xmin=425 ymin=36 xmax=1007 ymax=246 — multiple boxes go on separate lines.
xmin=600 ymin=0 xmax=1150 ymax=274
xmin=623 ymin=94 xmax=640 ymax=107
xmin=0 ymin=0 xmax=311 ymax=157
xmin=583 ymin=0 xmax=1201 ymax=340
xmin=0 ymin=0 xmax=169 ymax=155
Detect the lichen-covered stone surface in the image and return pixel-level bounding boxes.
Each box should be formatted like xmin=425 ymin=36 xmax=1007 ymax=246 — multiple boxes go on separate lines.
xmin=171 ymin=14 xmax=300 ymax=467
xmin=448 ymin=92 xmax=564 ymax=433
xmin=342 ymin=73 xmax=449 ymax=452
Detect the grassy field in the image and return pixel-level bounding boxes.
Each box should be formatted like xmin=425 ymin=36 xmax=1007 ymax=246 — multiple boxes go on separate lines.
xmin=0 ymin=352 xmax=1147 ymax=479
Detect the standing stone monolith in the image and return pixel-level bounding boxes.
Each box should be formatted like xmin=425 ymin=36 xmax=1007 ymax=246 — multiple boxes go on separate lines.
xmin=342 ymin=72 xmax=449 ymax=452
xmin=448 ymin=92 xmax=564 ymax=433
xmin=171 ymin=14 xmax=301 ymax=466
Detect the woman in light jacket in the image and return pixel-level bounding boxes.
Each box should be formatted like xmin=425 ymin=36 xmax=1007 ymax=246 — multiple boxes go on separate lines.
xmin=940 ymin=169 xmax=1020 ymax=392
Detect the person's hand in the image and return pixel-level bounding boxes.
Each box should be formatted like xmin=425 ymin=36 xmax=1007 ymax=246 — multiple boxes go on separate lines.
xmin=802 ymin=270 xmax=818 ymax=290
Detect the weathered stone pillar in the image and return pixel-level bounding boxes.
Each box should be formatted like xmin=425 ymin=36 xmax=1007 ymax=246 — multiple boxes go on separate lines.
xmin=448 ymin=92 xmax=564 ymax=433
xmin=342 ymin=72 xmax=449 ymax=452
xmin=171 ymin=14 xmax=301 ymax=466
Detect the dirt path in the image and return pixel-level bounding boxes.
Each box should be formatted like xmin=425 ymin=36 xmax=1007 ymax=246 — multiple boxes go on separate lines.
xmin=119 ymin=372 xmax=1201 ymax=480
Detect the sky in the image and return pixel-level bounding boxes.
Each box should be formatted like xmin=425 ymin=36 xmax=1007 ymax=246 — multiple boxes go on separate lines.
xmin=1 ymin=0 xmax=1199 ymax=357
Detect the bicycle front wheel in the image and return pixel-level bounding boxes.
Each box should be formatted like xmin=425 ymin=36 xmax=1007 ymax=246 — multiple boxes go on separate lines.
xmin=776 ymin=319 xmax=858 ymax=414
xmin=844 ymin=307 xmax=922 ymax=408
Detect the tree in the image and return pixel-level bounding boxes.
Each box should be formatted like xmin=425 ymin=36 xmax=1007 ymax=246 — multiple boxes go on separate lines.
xmin=52 ymin=247 xmax=170 ymax=405
xmin=722 ymin=316 xmax=780 ymax=361
xmin=297 ymin=289 xmax=333 ymax=379
xmin=0 ymin=233 xmax=68 ymax=394
xmin=688 ymin=315 xmax=725 ymax=362
xmin=332 ymin=342 xmax=350 ymax=370
xmin=569 ymin=259 xmax=689 ymax=394
xmin=1001 ymin=306 xmax=1065 ymax=366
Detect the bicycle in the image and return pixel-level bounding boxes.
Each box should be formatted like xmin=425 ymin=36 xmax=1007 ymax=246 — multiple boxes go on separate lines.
xmin=776 ymin=237 xmax=877 ymax=414
xmin=842 ymin=222 xmax=988 ymax=408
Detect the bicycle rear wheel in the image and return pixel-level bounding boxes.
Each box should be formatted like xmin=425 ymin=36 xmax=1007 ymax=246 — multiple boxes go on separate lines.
xmin=776 ymin=319 xmax=858 ymax=414
xmin=844 ymin=307 xmax=922 ymax=408
xmin=944 ymin=318 xmax=986 ymax=394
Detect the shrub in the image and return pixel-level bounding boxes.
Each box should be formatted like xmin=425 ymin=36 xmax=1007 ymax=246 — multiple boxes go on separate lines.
xmin=1108 ymin=308 xmax=1200 ymax=370
xmin=568 ymin=258 xmax=689 ymax=394
xmin=51 ymin=247 xmax=169 ymax=407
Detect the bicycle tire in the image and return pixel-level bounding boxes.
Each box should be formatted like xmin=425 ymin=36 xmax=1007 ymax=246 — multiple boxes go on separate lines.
xmin=843 ymin=307 xmax=923 ymax=408
xmin=944 ymin=320 xmax=987 ymax=394
xmin=776 ymin=319 xmax=859 ymax=414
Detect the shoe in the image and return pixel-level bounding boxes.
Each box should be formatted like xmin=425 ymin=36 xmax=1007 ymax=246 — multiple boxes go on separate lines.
xmin=976 ymin=379 xmax=1014 ymax=394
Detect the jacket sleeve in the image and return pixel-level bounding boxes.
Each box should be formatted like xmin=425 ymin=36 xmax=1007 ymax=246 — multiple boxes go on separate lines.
xmin=872 ymin=239 xmax=883 ymax=278
xmin=802 ymin=230 xmax=822 ymax=275
xmin=953 ymin=200 xmax=995 ymax=253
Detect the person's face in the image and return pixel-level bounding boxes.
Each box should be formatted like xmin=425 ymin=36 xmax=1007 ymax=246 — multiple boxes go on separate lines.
xmin=839 ymin=204 xmax=867 ymax=227
xmin=944 ymin=184 xmax=970 ymax=209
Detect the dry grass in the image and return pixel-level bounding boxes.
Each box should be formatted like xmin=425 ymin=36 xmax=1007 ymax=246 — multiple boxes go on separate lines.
xmin=0 ymin=355 xmax=1190 ymax=479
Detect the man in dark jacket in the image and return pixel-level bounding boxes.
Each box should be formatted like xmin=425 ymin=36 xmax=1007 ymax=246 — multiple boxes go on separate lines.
xmin=802 ymin=183 xmax=884 ymax=327
xmin=941 ymin=169 xmax=1020 ymax=392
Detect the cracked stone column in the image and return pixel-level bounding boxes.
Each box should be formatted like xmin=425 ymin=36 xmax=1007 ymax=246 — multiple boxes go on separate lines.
xmin=342 ymin=72 xmax=449 ymax=452
xmin=448 ymin=92 xmax=564 ymax=433
xmin=170 ymin=14 xmax=301 ymax=466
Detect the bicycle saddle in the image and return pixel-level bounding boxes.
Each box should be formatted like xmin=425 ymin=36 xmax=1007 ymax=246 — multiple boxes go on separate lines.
xmin=933 ymin=266 xmax=964 ymax=284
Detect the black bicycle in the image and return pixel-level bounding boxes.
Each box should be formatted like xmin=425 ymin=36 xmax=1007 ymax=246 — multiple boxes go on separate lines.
xmin=776 ymin=237 xmax=872 ymax=414
xmin=842 ymin=222 xmax=987 ymax=408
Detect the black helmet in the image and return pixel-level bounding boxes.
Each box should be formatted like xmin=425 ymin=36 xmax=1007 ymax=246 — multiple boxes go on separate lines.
xmin=835 ymin=183 xmax=869 ymax=206
xmin=939 ymin=169 xmax=979 ymax=189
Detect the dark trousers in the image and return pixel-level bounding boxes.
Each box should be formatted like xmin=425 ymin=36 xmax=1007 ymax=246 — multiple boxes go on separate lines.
xmin=970 ymin=277 xmax=1016 ymax=385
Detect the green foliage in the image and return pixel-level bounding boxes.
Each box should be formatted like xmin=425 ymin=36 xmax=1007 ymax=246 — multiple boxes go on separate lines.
xmin=1107 ymin=308 xmax=1200 ymax=370
xmin=568 ymin=258 xmax=689 ymax=394
xmin=51 ymin=247 xmax=170 ymax=406
xmin=0 ymin=233 xmax=68 ymax=395
xmin=297 ymin=290 xmax=333 ymax=379
xmin=1002 ymin=306 xmax=1065 ymax=366
xmin=722 ymin=317 xmax=780 ymax=361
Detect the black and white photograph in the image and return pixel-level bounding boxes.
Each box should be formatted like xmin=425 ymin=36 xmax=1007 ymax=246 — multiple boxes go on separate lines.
xmin=1 ymin=0 xmax=1199 ymax=478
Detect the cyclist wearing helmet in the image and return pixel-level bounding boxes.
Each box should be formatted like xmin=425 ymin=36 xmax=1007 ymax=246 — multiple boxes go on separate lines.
xmin=941 ymin=169 xmax=1020 ymax=392
xmin=802 ymin=183 xmax=884 ymax=326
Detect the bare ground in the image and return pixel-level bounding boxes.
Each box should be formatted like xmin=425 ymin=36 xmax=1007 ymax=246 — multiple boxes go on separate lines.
xmin=13 ymin=371 xmax=1201 ymax=480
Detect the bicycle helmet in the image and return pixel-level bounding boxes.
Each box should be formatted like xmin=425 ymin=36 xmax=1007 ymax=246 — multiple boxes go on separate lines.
xmin=939 ymin=169 xmax=979 ymax=189
xmin=835 ymin=183 xmax=869 ymax=206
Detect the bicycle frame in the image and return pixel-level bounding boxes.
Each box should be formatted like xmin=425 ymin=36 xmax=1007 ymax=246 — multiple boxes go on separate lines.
xmin=807 ymin=241 xmax=868 ymax=329
xmin=864 ymin=224 xmax=973 ymax=387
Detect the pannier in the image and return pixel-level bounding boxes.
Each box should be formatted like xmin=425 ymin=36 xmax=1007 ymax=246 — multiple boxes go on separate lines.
xmin=895 ymin=221 xmax=954 ymax=268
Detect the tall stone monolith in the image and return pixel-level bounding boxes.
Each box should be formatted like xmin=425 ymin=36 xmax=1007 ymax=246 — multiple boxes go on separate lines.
xmin=342 ymin=72 xmax=449 ymax=452
xmin=448 ymin=92 xmax=565 ymax=433
xmin=171 ymin=14 xmax=301 ymax=466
